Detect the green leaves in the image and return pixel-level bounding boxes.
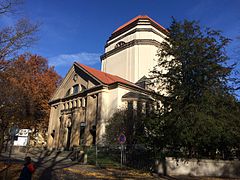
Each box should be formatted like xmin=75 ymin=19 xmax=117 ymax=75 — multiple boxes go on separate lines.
xmin=149 ymin=19 xmax=240 ymax=159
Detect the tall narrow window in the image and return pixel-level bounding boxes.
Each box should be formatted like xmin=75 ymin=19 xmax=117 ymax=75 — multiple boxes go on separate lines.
xmin=115 ymin=41 xmax=126 ymax=48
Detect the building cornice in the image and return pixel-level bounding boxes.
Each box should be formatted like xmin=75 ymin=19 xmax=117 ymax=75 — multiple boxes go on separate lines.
xmin=49 ymin=85 xmax=107 ymax=105
xmin=49 ymin=79 xmax=162 ymax=105
xmin=108 ymin=82 xmax=162 ymax=100
xmin=105 ymin=28 xmax=166 ymax=48
xmin=101 ymin=39 xmax=161 ymax=61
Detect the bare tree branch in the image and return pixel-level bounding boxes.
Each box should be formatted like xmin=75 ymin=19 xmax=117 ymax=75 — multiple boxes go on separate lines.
xmin=0 ymin=18 xmax=39 ymax=60
xmin=0 ymin=0 xmax=22 ymax=15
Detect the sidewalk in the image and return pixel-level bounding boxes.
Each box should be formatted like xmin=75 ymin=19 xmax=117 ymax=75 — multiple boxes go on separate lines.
xmin=0 ymin=149 xmax=159 ymax=179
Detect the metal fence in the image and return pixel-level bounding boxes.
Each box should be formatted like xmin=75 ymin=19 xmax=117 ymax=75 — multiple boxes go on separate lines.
xmin=70 ymin=144 xmax=156 ymax=171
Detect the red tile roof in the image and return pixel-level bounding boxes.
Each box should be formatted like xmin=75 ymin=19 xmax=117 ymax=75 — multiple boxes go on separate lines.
xmin=113 ymin=15 xmax=168 ymax=34
xmin=75 ymin=62 xmax=136 ymax=86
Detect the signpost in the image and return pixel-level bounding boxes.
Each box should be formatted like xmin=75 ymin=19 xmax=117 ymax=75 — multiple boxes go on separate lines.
xmin=14 ymin=129 xmax=31 ymax=146
xmin=118 ymin=133 xmax=126 ymax=170
xmin=4 ymin=125 xmax=19 ymax=180
xmin=119 ymin=133 xmax=126 ymax=144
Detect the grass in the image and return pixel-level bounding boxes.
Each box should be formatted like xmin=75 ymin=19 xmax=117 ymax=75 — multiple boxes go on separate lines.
xmin=86 ymin=146 xmax=122 ymax=168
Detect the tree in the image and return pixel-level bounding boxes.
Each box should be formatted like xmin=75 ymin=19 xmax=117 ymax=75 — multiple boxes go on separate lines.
xmin=0 ymin=0 xmax=20 ymax=15
xmin=0 ymin=54 xmax=61 ymax=152
xmin=149 ymin=19 xmax=240 ymax=159
xmin=105 ymin=106 xmax=148 ymax=145
xmin=0 ymin=70 xmax=26 ymax=152
xmin=0 ymin=0 xmax=40 ymax=152
xmin=105 ymin=109 xmax=136 ymax=145
xmin=0 ymin=0 xmax=38 ymax=61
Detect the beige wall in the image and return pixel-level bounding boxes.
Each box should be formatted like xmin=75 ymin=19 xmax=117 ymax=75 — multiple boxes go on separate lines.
xmin=47 ymin=64 xmax=101 ymax=149
xmin=102 ymin=44 xmax=159 ymax=83
xmin=102 ymin=23 xmax=166 ymax=83
xmin=156 ymin=157 xmax=240 ymax=178
xmin=105 ymin=24 xmax=167 ymax=52
xmin=47 ymin=106 xmax=55 ymax=149
xmin=51 ymin=66 xmax=93 ymax=102
xmin=47 ymin=84 xmax=131 ymax=149
xmin=107 ymin=87 xmax=130 ymax=118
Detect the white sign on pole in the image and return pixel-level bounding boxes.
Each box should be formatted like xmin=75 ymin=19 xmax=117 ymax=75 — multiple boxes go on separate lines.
xmin=13 ymin=129 xmax=31 ymax=146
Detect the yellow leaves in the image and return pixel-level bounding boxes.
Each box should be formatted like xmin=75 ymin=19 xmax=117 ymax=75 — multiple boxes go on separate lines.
xmin=64 ymin=166 xmax=115 ymax=179
xmin=64 ymin=165 xmax=153 ymax=179
xmin=0 ymin=162 xmax=22 ymax=180
xmin=107 ymin=167 xmax=152 ymax=178
xmin=0 ymin=53 xmax=60 ymax=129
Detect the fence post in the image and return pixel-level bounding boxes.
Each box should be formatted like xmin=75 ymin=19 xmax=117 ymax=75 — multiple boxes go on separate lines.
xmin=95 ymin=144 xmax=98 ymax=166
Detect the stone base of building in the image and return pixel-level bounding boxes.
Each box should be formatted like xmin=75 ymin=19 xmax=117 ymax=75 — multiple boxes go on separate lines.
xmin=156 ymin=157 xmax=240 ymax=178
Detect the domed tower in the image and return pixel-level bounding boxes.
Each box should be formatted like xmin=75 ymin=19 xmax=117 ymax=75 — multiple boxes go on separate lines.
xmin=101 ymin=15 xmax=168 ymax=83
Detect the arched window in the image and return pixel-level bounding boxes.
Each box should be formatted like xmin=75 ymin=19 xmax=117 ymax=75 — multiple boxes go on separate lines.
xmin=73 ymin=84 xmax=79 ymax=94
xmin=65 ymin=84 xmax=85 ymax=97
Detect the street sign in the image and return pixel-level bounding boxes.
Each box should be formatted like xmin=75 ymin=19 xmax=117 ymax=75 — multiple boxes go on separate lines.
xmin=118 ymin=133 xmax=126 ymax=144
xmin=9 ymin=125 xmax=19 ymax=137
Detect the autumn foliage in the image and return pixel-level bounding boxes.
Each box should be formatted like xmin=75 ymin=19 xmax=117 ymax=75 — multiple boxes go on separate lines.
xmin=0 ymin=54 xmax=61 ymax=152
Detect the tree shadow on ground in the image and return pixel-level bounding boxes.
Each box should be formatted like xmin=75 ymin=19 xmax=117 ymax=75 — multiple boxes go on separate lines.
xmin=0 ymin=148 xmax=80 ymax=180
xmin=0 ymin=160 xmax=23 ymax=180
xmin=26 ymin=148 xmax=80 ymax=180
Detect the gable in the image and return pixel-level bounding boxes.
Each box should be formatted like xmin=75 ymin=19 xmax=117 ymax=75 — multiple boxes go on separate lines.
xmin=50 ymin=62 xmax=148 ymax=104
xmin=50 ymin=64 xmax=101 ymax=102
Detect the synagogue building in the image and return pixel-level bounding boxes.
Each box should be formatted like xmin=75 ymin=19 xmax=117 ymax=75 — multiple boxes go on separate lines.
xmin=47 ymin=15 xmax=168 ymax=150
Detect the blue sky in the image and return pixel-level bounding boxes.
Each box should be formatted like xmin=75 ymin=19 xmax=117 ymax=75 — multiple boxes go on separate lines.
xmin=1 ymin=0 xmax=240 ymax=77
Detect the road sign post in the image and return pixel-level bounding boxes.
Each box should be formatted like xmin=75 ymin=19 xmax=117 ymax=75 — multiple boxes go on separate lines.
xmin=118 ymin=133 xmax=126 ymax=170
xmin=4 ymin=125 xmax=19 ymax=180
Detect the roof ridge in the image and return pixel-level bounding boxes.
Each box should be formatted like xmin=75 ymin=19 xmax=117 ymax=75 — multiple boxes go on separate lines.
xmin=112 ymin=15 xmax=168 ymax=34
xmin=75 ymin=62 xmax=136 ymax=86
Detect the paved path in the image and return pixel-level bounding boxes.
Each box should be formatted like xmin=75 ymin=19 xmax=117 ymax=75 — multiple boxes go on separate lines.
xmin=1 ymin=149 xmax=160 ymax=179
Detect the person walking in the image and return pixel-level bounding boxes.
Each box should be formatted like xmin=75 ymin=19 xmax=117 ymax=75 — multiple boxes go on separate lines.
xmin=19 ymin=156 xmax=35 ymax=180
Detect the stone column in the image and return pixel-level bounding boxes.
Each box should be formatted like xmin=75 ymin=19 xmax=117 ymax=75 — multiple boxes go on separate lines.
xmin=85 ymin=95 xmax=97 ymax=146
xmin=53 ymin=104 xmax=61 ymax=149
xmin=47 ymin=106 xmax=55 ymax=150
xmin=58 ymin=114 xmax=65 ymax=150
xmin=96 ymin=91 xmax=108 ymax=145
xmin=69 ymin=101 xmax=73 ymax=109
xmin=70 ymin=108 xmax=80 ymax=147
xmin=77 ymin=98 xmax=81 ymax=107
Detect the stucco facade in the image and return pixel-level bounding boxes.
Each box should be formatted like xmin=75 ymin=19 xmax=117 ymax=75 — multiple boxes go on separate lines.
xmin=101 ymin=15 xmax=168 ymax=83
xmin=47 ymin=15 xmax=166 ymax=150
